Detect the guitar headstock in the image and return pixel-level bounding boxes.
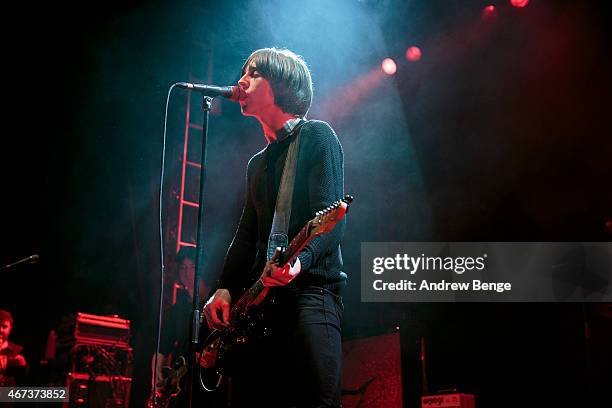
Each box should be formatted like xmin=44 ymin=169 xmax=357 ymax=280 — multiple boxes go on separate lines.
xmin=310 ymin=195 xmax=353 ymax=236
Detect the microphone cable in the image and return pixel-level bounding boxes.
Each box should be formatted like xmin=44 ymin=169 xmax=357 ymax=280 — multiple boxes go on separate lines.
xmin=152 ymin=83 xmax=178 ymax=406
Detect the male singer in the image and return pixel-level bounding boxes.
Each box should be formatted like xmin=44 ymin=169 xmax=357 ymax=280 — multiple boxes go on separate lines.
xmin=203 ymin=48 xmax=346 ymax=407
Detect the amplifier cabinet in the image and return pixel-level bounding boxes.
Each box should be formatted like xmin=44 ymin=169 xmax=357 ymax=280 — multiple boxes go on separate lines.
xmin=68 ymin=313 xmax=130 ymax=347
xmin=64 ymin=373 xmax=131 ymax=408
xmin=58 ymin=313 xmax=130 ymax=349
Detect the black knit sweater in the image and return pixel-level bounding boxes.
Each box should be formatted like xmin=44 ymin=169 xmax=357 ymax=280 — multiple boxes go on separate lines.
xmin=218 ymin=120 xmax=346 ymax=298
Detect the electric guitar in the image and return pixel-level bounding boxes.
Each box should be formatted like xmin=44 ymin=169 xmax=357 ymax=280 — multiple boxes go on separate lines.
xmin=198 ymin=195 xmax=353 ymax=391
xmin=147 ymin=356 xmax=188 ymax=408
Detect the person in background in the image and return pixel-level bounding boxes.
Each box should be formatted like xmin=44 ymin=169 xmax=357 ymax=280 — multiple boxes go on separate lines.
xmin=150 ymin=247 xmax=209 ymax=407
xmin=0 ymin=309 xmax=28 ymax=387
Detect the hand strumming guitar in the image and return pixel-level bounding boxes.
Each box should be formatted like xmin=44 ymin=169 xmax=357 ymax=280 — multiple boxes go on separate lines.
xmin=203 ymin=289 xmax=232 ymax=331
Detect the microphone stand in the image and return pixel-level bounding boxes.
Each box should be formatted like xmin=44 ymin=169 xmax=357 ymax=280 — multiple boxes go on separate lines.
xmin=186 ymin=95 xmax=212 ymax=408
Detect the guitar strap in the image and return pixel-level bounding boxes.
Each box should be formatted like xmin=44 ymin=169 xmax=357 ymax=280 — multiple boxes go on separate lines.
xmin=266 ymin=119 xmax=307 ymax=261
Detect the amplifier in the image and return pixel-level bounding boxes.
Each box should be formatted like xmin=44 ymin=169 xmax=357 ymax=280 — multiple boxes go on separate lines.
xmin=421 ymin=393 xmax=475 ymax=408
xmin=65 ymin=373 xmax=131 ymax=408
xmin=69 ymin=343 xmax=133 ymax=377
xmin=59 ymin=313 xmax=130 ymax=348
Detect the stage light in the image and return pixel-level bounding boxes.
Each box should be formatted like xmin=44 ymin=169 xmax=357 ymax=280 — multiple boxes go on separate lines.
xmin=482 ymin=4 xmax=497 ymax=19
xmin=381 ymin=58 xmax=397 ymax=75
xmin=605 ymin=218 xmax=612 ymax=234
xmin=405 ymin=46 xmax=422 ymax=62
xmin=510 ymin=0 xmax=529 ymax=8
xmin=483 ymin=5 xmax=496 ymax=14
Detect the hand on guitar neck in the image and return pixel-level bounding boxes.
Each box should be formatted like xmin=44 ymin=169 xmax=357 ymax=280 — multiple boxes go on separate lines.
xmin=260 ymin=248 xmax=302 ymax=287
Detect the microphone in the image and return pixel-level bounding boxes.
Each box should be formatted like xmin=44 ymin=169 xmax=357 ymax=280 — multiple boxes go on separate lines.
xmin=1 ymin=254 xmax=40 ymax=270
xmin=175 ymin=83 xmax=243 ymax=101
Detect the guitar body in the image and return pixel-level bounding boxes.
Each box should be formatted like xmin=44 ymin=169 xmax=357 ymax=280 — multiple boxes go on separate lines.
xmin=199 ymin=296 xmax=273 ymax=391
xmin=148 ymin=356 xmax=187 ymax=408
xmin=198 ymin=195 xmax=353 ymax=392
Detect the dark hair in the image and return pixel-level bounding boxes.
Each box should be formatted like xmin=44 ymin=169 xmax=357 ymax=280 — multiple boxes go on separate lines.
xmin=242 ymin=47 xmax=313 ymax=117
xmin=175 ymin=246 xmax=196 ymax=264
xmin=0 ymin=309 xmax=13 ymax=324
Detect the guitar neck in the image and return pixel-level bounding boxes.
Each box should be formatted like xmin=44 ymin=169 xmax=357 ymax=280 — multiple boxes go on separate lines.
xmin=231 ymin=279 xmax=266 ymax=319
xmin=229 ymin=195 xmax=352 ymax=319
xmin=231 ymin=221 xmax=314 ymax=317
xmin=280 ymin=221 xmax=312 ymax=266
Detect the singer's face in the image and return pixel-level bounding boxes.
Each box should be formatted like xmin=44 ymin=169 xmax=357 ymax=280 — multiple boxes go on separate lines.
xmin=0 ymin=320 xmax=11 ymax=343
xmin=237 ymin=63 xmax=276 ymax=117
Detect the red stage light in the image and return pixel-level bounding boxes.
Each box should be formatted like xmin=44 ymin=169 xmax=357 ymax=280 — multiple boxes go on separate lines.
xmin=510 ymin=0 xmax=529 ymax=8
xmin=405 ymin=46 xmax=422 ymax=62
xmin=482 ymin=5 xmax=496 ymax=19
xmin=381 ymin=58 xmax=397 ymax=75
xmin=604 ymin=218 xmax=612 ymax=234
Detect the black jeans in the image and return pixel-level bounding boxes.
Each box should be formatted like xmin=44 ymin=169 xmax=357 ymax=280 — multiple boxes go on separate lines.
xmin=227 ymin=286 xmax=344 ymax=408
